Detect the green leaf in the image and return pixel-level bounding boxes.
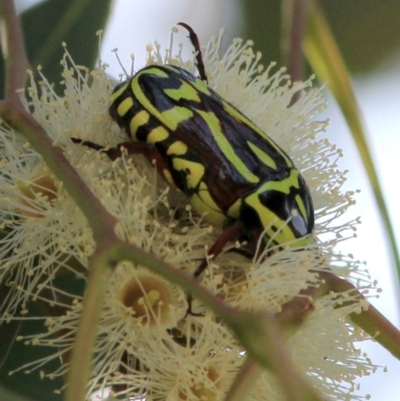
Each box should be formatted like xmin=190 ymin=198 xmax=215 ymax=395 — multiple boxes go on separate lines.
xmin=0 ymin=0 xmax=112 ymax=97
xmin=0 ymin=320 xmax=21 ymax=370
xmin=240 ymin=0 xmax=400 ymax=73
xmin=0 ymin=284 xmax=21 ymax=370
xmin=319 ymin=0 xmax=400 ymax=73
xmin=303 ymin=3 xmax=400 ymax=285
xmin=0 ymin=318 xmax=63 ymax=401
xmin=0 ymin=385 xmax=38 ymax=401
xmin=0 ymin=271 xmax=85 ymax=400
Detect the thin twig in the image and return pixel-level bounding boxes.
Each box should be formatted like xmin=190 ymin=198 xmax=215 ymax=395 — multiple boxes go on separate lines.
xmin=319 ymin=271 xmax=400 ymax=360
xmin=224 ymin=358 xmax=263 ymax=401
xmin=0 ymin=0 xmax=29 ymax=99
xmin=281 ymin=0 xmax=310 ymax=105
xmin=276 ymin=269 xmax=400 ymax=360
xmin=65 ymin=248 xmax=113 ymax=401
xmin=281 ymin=0 xmax=310 ymax=81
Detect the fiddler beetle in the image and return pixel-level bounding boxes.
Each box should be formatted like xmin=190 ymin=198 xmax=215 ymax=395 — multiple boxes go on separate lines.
xmin=72 ymin=23 xmax=314 ymax=300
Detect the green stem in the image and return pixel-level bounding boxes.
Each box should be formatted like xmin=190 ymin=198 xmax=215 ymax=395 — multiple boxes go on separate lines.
xmin=304 ymin=1 xmax=400 ymax=291
xmin=224 ymin=358 xmax=263 ymax=401
xmin=227 ymin=311 xmax=324 ymax=401
xmin=278 ymin=270 xmax=400 ymax=360
xmin=64 ymin=249 xmax=112 ymax=401
xmin=31 ymin=0 xmax=93 ymax=68
xmin=319 ymin=271 xmax=400 ymax=360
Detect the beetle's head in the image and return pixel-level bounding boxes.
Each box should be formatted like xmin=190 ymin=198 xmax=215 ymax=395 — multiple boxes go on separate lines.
xmin=240 ymin=175 xmax=314 ymax=251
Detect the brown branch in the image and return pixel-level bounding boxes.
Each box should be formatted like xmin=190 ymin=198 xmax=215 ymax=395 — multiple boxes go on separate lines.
xmin=281 ymin=0 xmax=311 ymax=105
xmin=281 ymin=0 xmax=311 ymax=82
xmin=0 ymin=104 xmax=118 ymax=241
xmin=0 ymin=0 xmax=117 ymax=242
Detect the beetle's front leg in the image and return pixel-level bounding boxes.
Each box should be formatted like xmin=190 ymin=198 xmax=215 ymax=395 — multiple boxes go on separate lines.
xmin=187 ymin=220 xmax=246 ymax=315
xmin=71 ymin=138 xmax=173 ymax=179
xmin=193 ymin=220 xmax=246 ymax=279
xmin=71 ymin=138 xmax=148 ymax=160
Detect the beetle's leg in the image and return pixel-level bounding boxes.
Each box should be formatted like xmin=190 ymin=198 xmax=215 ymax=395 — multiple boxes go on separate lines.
xmin=193 ymin=220 xmax=246 ymax=278
xmin=187 ymin=220 xmax=246 ymax=315
xmin=71 ymin=138 xmax=105 ymax=151
xmin=71 ymin=138 xmax=148 ymax=160
xmin=71 ymin=138 xmax=178 ymax=187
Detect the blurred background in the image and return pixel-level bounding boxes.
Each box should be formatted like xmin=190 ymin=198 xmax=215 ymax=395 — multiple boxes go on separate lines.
xmin=2 ymin=0 xmax=400 ymax=400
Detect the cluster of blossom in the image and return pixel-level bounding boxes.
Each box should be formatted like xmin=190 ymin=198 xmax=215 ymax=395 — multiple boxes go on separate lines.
xmin=0 ymin=28 xmax=377 ymax=400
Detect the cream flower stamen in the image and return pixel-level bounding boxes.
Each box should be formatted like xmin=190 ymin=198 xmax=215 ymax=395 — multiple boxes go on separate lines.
xmin=16 ymin=169 xmax=58 ymax=220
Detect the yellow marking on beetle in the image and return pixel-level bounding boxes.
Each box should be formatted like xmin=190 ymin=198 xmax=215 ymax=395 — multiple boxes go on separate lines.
xmin=256 ymin=169 xmax=301 ymax=194
xmin=129 ymin=110 xmax=150 ymax=138
xmin=223 ymin=101 xmax=293 ymax=168
xmin=244 ymin=192 xmax=297 ymax=245
xmin=132 ymin=71 xmax=201 ymax=131
xmin=172 ymin=158 xmax=205 ymax=189
xmin=191 ymin=194 xmax=226 ymax=226
xmin=164 ymin=81 xmax=201 ymax=102
xmin=167 ymin=140 xmax=188 ymax=156
xmin=160 ymin=107 xmax=194 ymax=130
xmin=191 ymin=183 xmax=226 ymax=227
xmin=147 ymin=126 xmax=169 ymax=144
xmin=197 ymin=110 xmax=259 ymax=184
xmin=163 ymin=65 xmax=212 ymax=96
xmin=190 ymin=76 xmax=212 ymax=96
xmin=295 ymin=194 xmax=308 ymax=220
xmin=136 ymin=67 xmax=169 ymax=79
xmin=227 ymin=198 xmax=242 ymax=218
xmin=197 ymin=182 xmax=223 ymax=211
xmin=247 ymin=141 xmax=277 ymax=170
xmin=163 ymin=169 xmax=175 ymax=186
xmin=117 ymin=97 xmax=134 ymax=117
xmin=110 ymin=82 xmax=129 ymax=104
xmin=244 ymin=170 xmax=313 ymax=247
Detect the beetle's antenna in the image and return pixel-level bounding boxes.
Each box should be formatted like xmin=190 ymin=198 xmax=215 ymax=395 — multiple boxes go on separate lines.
xmin=177 ymin=22 xmax=208 ymax=83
